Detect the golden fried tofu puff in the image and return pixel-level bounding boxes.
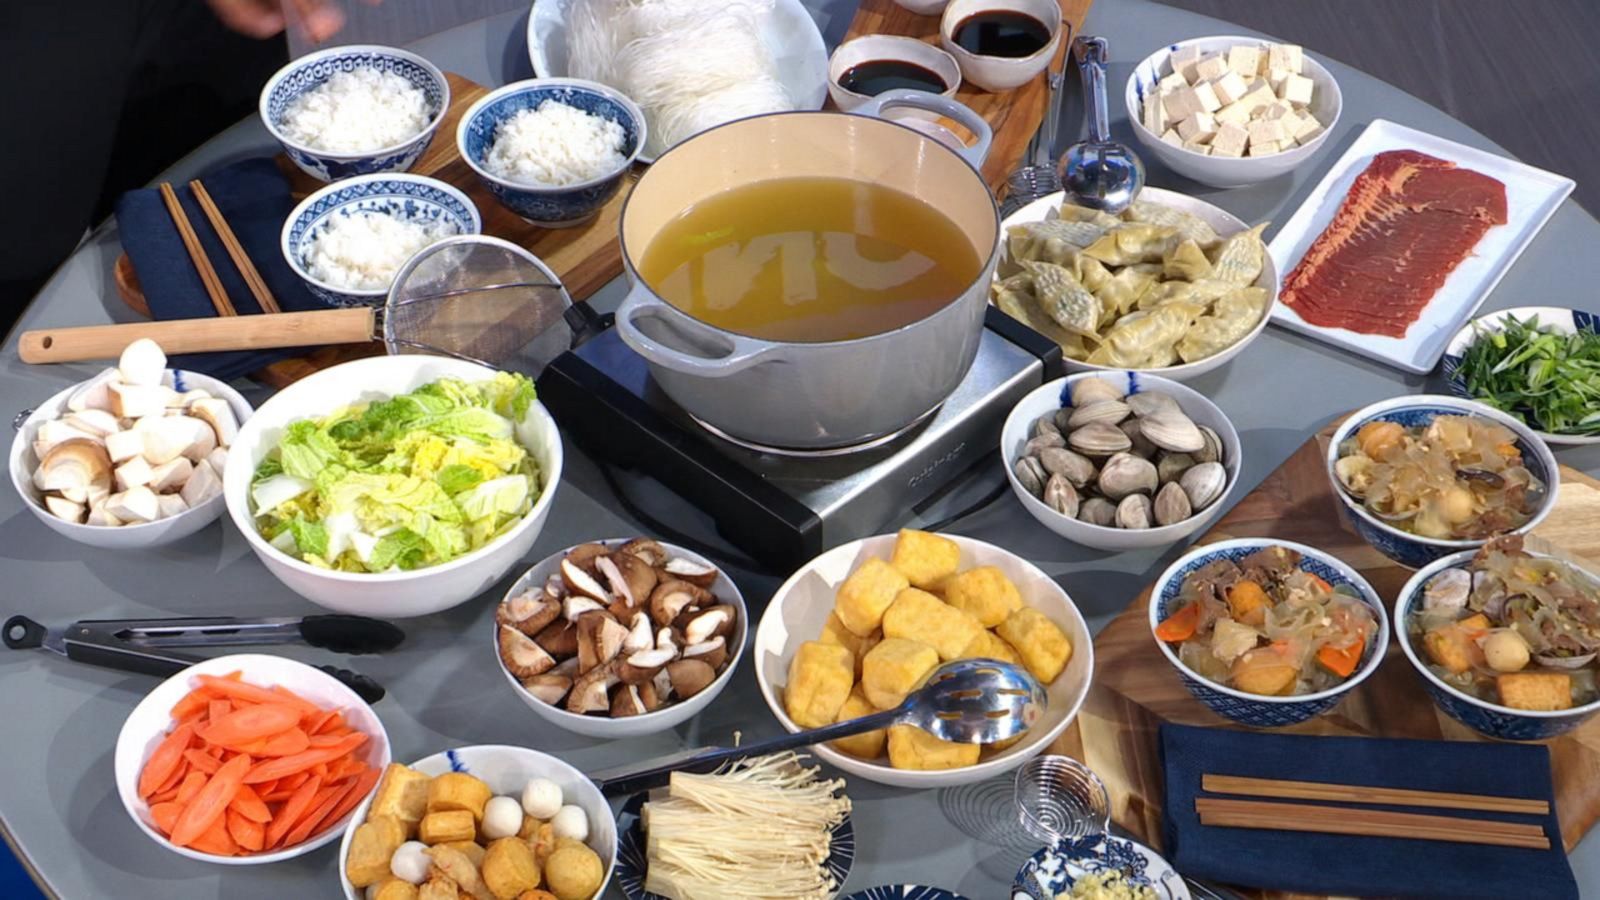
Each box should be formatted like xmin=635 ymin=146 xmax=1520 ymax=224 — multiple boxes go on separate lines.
xmin=829 ymin=686 xmax=888 ymax=759
xmin=882 ymin=587 xmax=983 ymax=661
xmin=371 ymin=879 xmax=421 ymax=900
xmin=940 ymin=565 xmax=1023 ymax=627
xmin=346 ymin=814 xmax=408 ymax=887
xmin=819 ymin=611 xmax=879 ymax=677
xmin=957 ymin=629 xmax=1022 ymax=666
xmin=889 ymin=528 xmax=961 ymax=590
xmin=543 ymin=838 xmax=605 ymax=900
xmin=418 ymin=879 xmax=459 ymax=900
xmin=887 ymin=724 xmax=981 ymax=770
xmin=1498 ymin=672 xmax=1573 ymax=711
xmin=370 ymin=763 xmax=432 ymax=837
xmin=834 ymin=557 xmax=909 ymax=637
xmin=418 ymin=809 xmax=477 ymax=845
xmin=995 ymin=606 xmax=1072 ymax=683
xmin=860 ymin=637 xmax=939 ymax=709
xmin=784 ymin=640 xmax=855 ymax=728
xmin=483 ymin=837 xmax=543 ymax=899
xmin=426 ymin=772 xmax=492 ymax=822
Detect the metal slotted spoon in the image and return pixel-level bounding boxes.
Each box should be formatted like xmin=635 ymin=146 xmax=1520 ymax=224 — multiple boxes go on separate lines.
xmin=590 ymin=659 xmax=1049 ymax=796
xmin=19 ymin=235 xmax=599 ymax=376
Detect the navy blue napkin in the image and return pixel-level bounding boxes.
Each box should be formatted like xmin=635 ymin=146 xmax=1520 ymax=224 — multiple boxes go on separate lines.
xmin=115 ymin=157 xmax=325 ymax=381
xmin=1160 ymin=723 xmax=1576 ymax=899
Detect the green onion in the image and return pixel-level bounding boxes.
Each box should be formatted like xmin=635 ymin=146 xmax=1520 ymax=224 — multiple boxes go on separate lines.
xmin=1455 ymin=313 xmax=1600 ymax=436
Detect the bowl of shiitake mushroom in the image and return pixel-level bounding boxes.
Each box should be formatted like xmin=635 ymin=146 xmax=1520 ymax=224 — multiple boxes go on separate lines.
xmin=1002 ymin=372 xmax=1243 ymax=551
xmin=492 ymin=538 xmax=746 ymax=738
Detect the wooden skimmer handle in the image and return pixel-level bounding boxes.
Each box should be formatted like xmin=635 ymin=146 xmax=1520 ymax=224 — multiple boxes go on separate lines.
xmin=18 ymin=308 xmax=378 ymax=363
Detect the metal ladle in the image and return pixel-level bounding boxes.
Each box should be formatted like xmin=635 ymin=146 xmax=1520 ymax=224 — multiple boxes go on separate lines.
xmin=591 ymin=658 xmax=1047 ymax=795
xmin=1060 ymin=36 xmax=1145 ymax=214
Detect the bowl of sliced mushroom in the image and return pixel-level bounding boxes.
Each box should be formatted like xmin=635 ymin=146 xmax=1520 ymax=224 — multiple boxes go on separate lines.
xmin=1002 ymin=373 xmax=1243 ymax=551
xmin=493 ymin=537 xmax=747 ymax=738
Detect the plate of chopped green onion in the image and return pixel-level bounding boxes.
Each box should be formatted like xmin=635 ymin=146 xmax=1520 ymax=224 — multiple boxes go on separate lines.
xmin=1443 ymin=306 xmax=1600 ymax=444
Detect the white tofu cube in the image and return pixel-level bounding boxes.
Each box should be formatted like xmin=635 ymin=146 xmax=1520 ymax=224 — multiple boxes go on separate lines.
xmin=1210 ymin=122 xmax=1250 ymax=157
xmin=1191 ymin=80 xmax=1222 ymax=113
xmin=1267 ymin=67 xmax=1291 ymax=94
xmin=1177 ymin=111 xmax=1217 ymax=142
xmin=1170 ymin=45 xmax=1204 ymax=82
xmin=1143 ymin=96 xmax=1168 ymax=134
xmin=1291 ymin=113 xmax=1325 ymax=143
xmin=1267 ymin=43 xmax=1304 ymax=74
xmin=1226 ymin=45 xmax=1261 ymax=78
xmin=1235 ymin=82 xmax=1277 ymax=115
xmin=1194 ymin=53 xmax=1229 ymax=82
xmin=1279 ymin=72 xmax=1315 ymax=107
xmin=115 ymin=456 xmax=154 ymax=492
xmin=1248 ymin=140 xmax=1283 ymax=157
xmin=1215 ymin=102 xmax=1252 ymax=126
xmin=1248 ymin=118 xmax=1289 ymax=148
xmin=1262 ymin=99 xmax=1295 ymax=120
xmin=1158 ymin=71 xmax=1188 ymax=93
xmin=1160 ymin=128 xmax=1184 ymax=147
xmin=1210 ymin=70 xmax=1249 ymax=106
xmin=106 ymin=486 xmax=160 ymax=523
xmin=1161 ymin=88 xmax=1197 ymax=121
xmin=1181 ymin=137 xmax=1213 ymax=155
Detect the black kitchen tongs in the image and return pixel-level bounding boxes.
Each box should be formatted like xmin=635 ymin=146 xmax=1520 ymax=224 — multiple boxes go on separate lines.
xmin=2 ymin=613 xmax=399 ymax=703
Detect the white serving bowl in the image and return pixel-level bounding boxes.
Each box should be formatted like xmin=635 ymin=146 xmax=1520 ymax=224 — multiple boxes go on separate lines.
xmin=998 ymin=187 xmax=1277 ymax=381
xmin=1002 ymin=372 xmax=1243 ymax=552
xmin=223 ymin=355 xmax=563 ymax=617
xmin=940 ymin=0 xmax=1063 ymax=92
xmin=338 ymin=744 xmax=616 ymax=900
xmin=114 ymin=653 xmax=391 ymax=865
xmin=495 ymin=539 xmax=747 ymax=739
xmin=9 ymin=369 xmax=252 ymax=550
xmin=894 ymin=0 xmax=951 ymax=13
xmin=1125 ymin=35 xmax=1342 ymax=188
xmin=828 ymin=34 xmax=962 ymax=113
xmin=755 ymin=533 xmax=1093 ymax=788
xmin=1441 ymin=306 xmax=1600 ymax=447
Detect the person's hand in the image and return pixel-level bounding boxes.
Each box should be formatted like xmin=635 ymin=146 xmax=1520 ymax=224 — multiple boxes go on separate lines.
xmin=206 ymin=0 xmax=377 ymax=44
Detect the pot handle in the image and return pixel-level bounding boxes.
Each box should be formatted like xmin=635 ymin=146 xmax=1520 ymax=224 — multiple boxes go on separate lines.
xmin=854 ymin=89 xmax=994 ymax=169
xmin=614 ymin=282 xmax=786 ymax=378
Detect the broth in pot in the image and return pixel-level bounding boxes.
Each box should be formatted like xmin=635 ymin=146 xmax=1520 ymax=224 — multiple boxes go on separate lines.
xmin=636 ymin=176 xmax=983 ymax=343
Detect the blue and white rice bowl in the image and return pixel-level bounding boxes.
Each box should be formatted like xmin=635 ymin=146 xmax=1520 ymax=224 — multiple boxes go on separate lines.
xmin=1396 ymin=549 xmax=1600 ymax=741
xmin=1326 ymin=395 xmax=1559 ymax=570
xmin=281 ymin=173 xmax=481 ymax=308
xmin=456 ymin=78 xmax=645 ymax=228
xmin=1148 ymin=538 xmax=1389 ymax=728
xmin=260 ymin=44 xmax=448 ymax=182
xmin=1012 ymin=835 xmax=1189 ymax=900
xmin=1441 ymin=305 xmax=1600 ymax=447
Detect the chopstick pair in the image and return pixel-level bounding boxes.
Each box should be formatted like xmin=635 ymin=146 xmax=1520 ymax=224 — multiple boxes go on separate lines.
xmin=1197 ymin=774 xmax=1551 ymax=850
xmin=157 ymin=180 xmax=282 ymax=317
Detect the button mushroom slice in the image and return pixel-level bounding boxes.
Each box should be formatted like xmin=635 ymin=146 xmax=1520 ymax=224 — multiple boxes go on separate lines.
xmin=521 ymin=673 xmax=573 ymax=706
xmin=662 ymin=556 xmax=719 ymax=588
xmin=665 ymin=659 xmax=717 ymax=699
xmin=44 ymin=495 xmax=85 ymax=524
xmin=561 ymin=557 xmax=611 ymax=603
xmin=608 ymin=552 xmax=660 ymax=611
xmin=566 ymin=662 xmax=619 ymax=714
xmin=617 ymin=538 xmax=668 ymax=568
xmin=497 ymin=591 xmax=562 ymax=636
xmin=63 ymin=410 xmax=120 ymax=439
xmin=576 ymin=612 xmax=628 ymax=674
xmin=617 ymin=646 xmax=678 ymax=685
xmin=649 ymin=580 xmax=713 ymax=627
xmin=38 ymin=439 xmax=113 ymax=498
xmin=499 ymin=625 xmax=556 ymax=679
xmin=682 ymin=605 xmax=737 ymax=646
xmin=681 ymin=637 xmax=728 ymax=671
xmin=622 ymin=612 xmax=654 ymax=654
xmin=611 ymin=684 xmax=648 ymax=718
xmin=535 ymin=619 xmax=579 ymax=658
xmin=562 ymin=594 xmax=606 ymax=624
xmin=117 ymin=338 xmax=167 ymax=387
xmin=189 ymin=399 xmax=239 ymax=449
xmin=564 ymin=542 xmax=610 ymax=574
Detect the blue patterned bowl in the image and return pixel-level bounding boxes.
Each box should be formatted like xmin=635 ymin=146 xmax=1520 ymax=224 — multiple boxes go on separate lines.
xmin=1326 ymin=395 xmax=1559 ymax=570
xmin=281 ymin=173 xmax=481 ymax=307
xmin=1148 ymin=538 xmax=1389 ymax=728
xmin=1012 ymin=835 xmax=1189 ymax=900
xmin=1396 ymin=550 xmax=1600 ymax=741
xmin=1441 ymin=306 xmax=1600 ymax=447
xmin=456 ymin=78 xmax=645 ymax=227
xmin=259 ymin=44 xmax=448 ymax=182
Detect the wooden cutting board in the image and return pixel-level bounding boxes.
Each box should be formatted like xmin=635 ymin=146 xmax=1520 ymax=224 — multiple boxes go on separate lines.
xmin=1051 ymin=419 xmax=1600 ymax=898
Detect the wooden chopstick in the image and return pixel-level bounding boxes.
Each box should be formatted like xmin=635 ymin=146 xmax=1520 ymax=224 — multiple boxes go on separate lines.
xmin=1195 ymin=797 xmax=1550 ymax=850
xmin=189 ymin=179 xmax=282 ymax=314
xmin=159 ymin=183 xmax=236 ymax=318
xmin=1202 ymin=774 xmax=1551 ymax=817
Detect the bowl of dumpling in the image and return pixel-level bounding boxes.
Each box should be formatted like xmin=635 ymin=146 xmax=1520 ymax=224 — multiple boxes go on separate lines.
xmin=991 ymin=189 xmax=1276 ymax=381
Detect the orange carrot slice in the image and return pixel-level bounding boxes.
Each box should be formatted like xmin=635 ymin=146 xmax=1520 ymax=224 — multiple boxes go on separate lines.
xmin=311 ymin=765 xmax=380 ymax=836
xmin=183 ymin=748 xmax=222 ymax=775
xmin=264 ymin=775 xmax=323 ymax=848
xmin=1155 ymin=601 xmax=1202 ymax=642
xmin=243 ymin=733 xmax=367 ymax=785
xmin=138 ymin=723 xmax=196 ymax=798
xmin=257 ymin=727 xmax=310 ymax=758
xmin=280 ymin=781 xmax=350 ymax=848
xmin=175 ymin=771 xmax=209 ymax=806
xmin=198 ymin=704 xmax=302 ymax=748
xmin=1317 ymin=641 xmax=1363 ymax=677
xmin=279 ymin=771 xmax=311 ymax=791
xmin=312 ymin=711 xmax=345 ymax=736
xmin=169 ymin=687 xmax=213 ymax=720
xmin=189 ymin=815 xmax=239 ymax=856
xmin=148 ymin=786 xmax=181 ymax=805
xmin=170 ymin=753 xmax=250 ymax=848
xmin=229 ymin=784 xmax=272 ymax=824
xmin=195 ymin=675 xmax=317 ymax=716
xmin=226 ymin=808 xmax=265 ymax=852
xmin=301 ymin=708 xmax=337 ymax=734
xmin=208 ymin=699 xmax=232 ymax=722
xmin=149 ymin=801 xmax=183 ymax=835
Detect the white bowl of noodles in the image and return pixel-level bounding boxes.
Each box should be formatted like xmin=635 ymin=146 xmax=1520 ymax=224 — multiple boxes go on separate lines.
xmin=993 ymin=188 xmax=1277 ymax=382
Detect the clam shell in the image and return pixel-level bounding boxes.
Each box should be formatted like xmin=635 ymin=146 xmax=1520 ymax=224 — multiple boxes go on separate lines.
xmin=1157 ymin=452 xmax=1196 ymax=485
xmin=1115 ymin=493 xmax=1153 ymax=529
xmin=1180 ymin=461 xmax=1227 ymax=511
xmin=1140 ymin=412 xmax=1206 ymax=454
xmin=1039 ymin=446 xmax=1098 ymax=487
xmin=1098 ymin=452 xmax=1158 ymax=501
xmin=1067 ymin=400 xmax=1131 ymax=429
xmin=1032 ymin=415 xmax=1062 ymax=439
xmin=1014 ymin=456 xmax=1047 ymax=496
xmin=1120 ymin=417 xmax=1159 ymax=458
xmin=1127 ymin=391 xmax=1181 ymax=419
xmin=1023 ymin=433 xmax=1066 ymax=457
xmin=1071 ymin=378 xmax=1125 ymax=407
xmin=1068 ymin=421 xmax=1133 ymax=456
xmin=1043 ymin=473 xmax=1080 ymax=517
xmin=1078 ymin=496 xmax=1117 ymax=527
xmin=1054 ymin=407 xmax=1076 ymax=433
xmin=1195 ymin=425 xmax=1224 ymax=464
xmin=1154 ymin=481 xmax=1193 ymax=526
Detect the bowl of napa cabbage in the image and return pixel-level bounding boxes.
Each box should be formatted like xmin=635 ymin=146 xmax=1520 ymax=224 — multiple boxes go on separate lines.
xmin=223 ymin=355 xmax=562 ymax=617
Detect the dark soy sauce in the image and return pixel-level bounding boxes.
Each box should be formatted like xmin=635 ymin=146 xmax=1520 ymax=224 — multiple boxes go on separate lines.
xmin=838 ymin=59 xmax=949 ymax=96
xmin=952 ymin=10 xmax=1052 ymax=58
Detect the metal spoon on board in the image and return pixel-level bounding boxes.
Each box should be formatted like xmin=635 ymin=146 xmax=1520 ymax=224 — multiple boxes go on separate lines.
xmin=590 ymin=658 xmax=1047 ymax=795
xmin=1003 ymin=32 xmax=1071 ymax=214
xmin=1060 ymin=35 xmax=1145 ymax=214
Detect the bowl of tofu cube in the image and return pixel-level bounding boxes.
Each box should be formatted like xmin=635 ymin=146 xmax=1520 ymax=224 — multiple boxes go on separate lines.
xmin=1125 ymin=36 xmax=1341 ymax=187
xmin=754 ymin=529 xmax=1093 ymax=788
xmin=8 ymin=339 xmax=248 ymax=549
xmin=339 ymin=745 xmax=615 ymax=900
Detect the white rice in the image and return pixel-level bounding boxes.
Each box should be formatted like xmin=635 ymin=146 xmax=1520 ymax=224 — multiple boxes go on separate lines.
xmin=482 ymin=100 xmax=627 ymax=186
xmin=304 ymin=210 xmax=455 ymax=291
xmin=280 ymin=68 xmax=432 ymax=153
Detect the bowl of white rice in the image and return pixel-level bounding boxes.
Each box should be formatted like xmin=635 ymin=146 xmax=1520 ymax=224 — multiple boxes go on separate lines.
xmin=281 ymin=173 xmax=481 ymax=307
xmin=457 ymin=78 xmax=646 ymax=227
xmin=260 ymin=44 xmax=449 ymax=182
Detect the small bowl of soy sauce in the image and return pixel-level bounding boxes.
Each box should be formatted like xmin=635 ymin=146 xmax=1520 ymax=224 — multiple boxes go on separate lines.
xmin=940 ymin=0 xmax=1064 ymax=92
xmin=829 ymin=34 xmax=963 ymax=113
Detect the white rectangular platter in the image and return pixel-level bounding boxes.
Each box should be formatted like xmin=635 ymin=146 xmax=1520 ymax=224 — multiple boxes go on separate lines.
xmin=1267 ymin=118 xmax=1574 ymax=374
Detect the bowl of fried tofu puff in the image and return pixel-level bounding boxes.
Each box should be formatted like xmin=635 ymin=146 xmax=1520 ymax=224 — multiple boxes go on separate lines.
xmin=340 ymin=744 xmax=615 ymax=900
xmin=755 ymin=529 xmax=1093 ymax=787
xmin=1125 ymin=35 xmax=1342 ymax=187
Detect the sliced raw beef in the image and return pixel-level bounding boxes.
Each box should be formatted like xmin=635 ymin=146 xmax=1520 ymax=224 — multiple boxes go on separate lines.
xmin=1281 ymin=149 xmax=1507 ymax=337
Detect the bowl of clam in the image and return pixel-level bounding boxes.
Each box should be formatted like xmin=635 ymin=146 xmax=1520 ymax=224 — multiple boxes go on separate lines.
xmin=1002 ymin=372 xmax=1243 ymax=551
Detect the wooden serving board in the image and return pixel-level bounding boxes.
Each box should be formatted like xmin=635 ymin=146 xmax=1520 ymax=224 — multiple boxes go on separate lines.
xmin=1051 ymin=420 xmax=1600 ymax=898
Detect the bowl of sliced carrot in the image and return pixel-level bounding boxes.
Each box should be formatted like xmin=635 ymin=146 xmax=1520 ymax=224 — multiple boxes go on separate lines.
xmin=114 ymin=653 xmax=391 ymax=864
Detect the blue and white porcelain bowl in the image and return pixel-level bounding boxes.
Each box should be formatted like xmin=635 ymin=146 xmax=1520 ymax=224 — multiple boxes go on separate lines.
xmin=1396 ymin=549 xmax=1600 ymax=741
xmin=1149 ymin=538 xmax=1389 ymax=728
xmin=1326 ymin=395 xmax=1559 ymax=570
xmin=1013 ymin=835 xmax=1189 ymax=900
xmin=281 ymin=173 xmax=481 ymax=308
xmin=456 ymin=78 xmax=645 ymax=227
xmin=1441 ymin=306 xmax=1600 ymax=447
xmin=260 ymin=44 xmax=448 ymax=182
